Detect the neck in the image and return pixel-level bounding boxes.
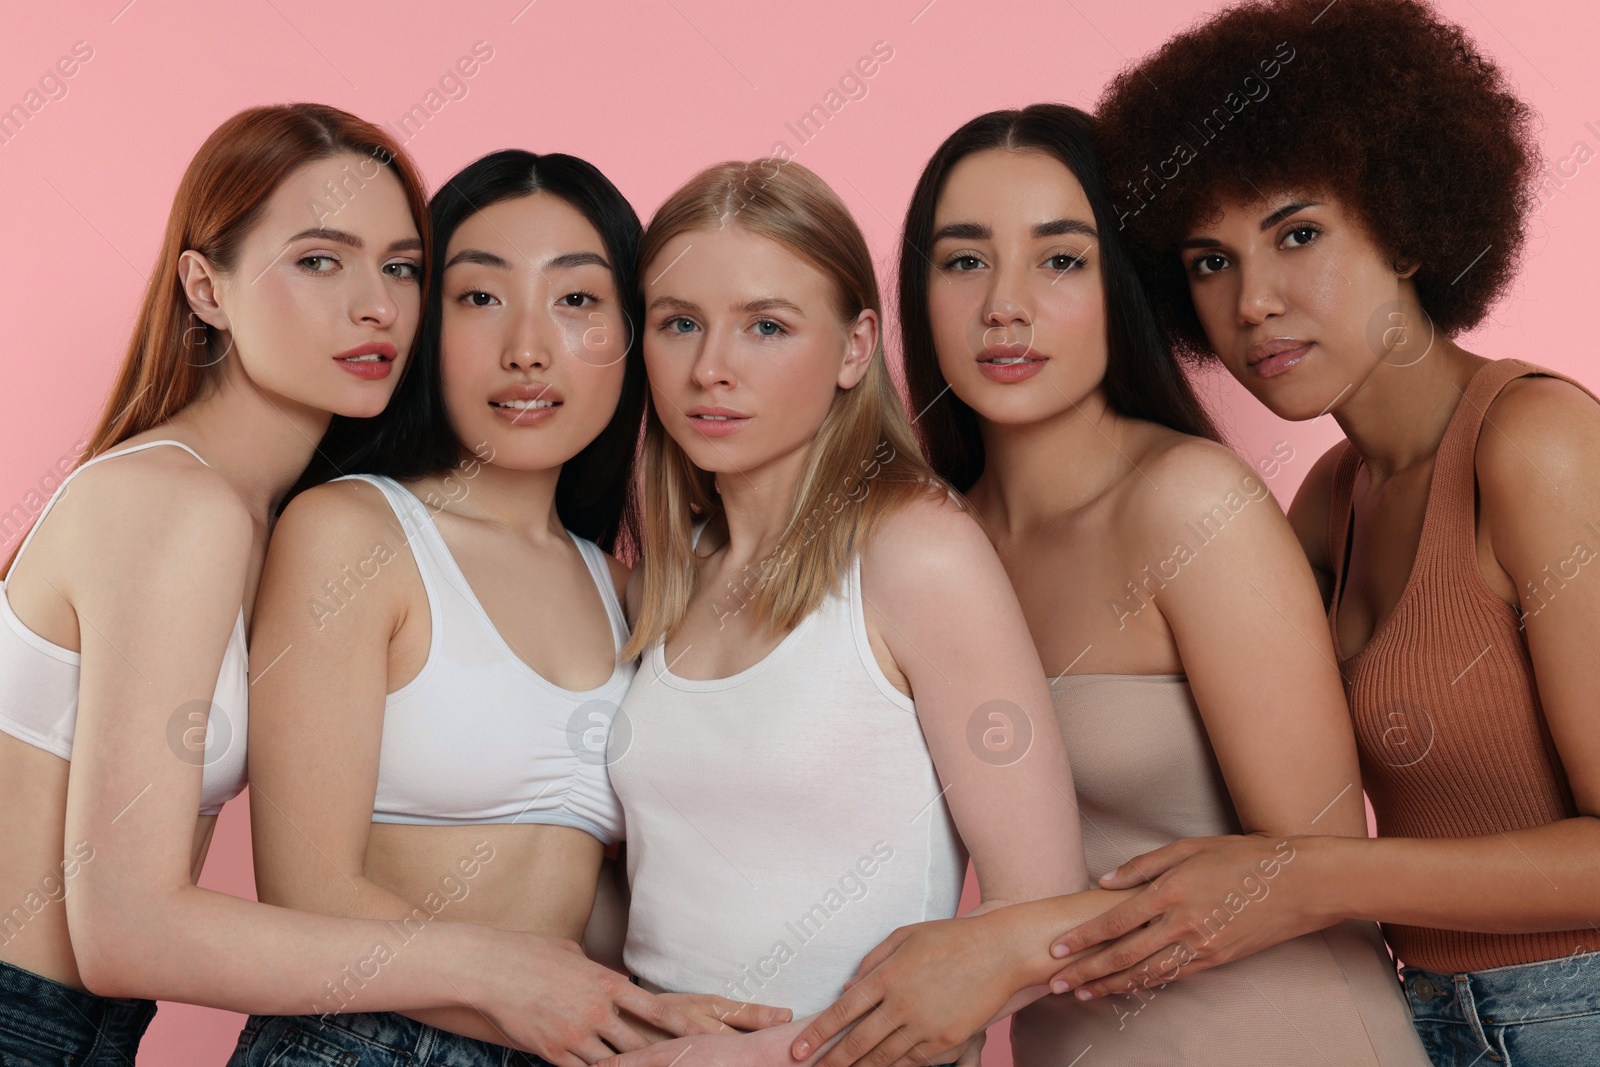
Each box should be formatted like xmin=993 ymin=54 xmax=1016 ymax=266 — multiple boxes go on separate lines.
xmin=162 ymin=368 xmax=329 ymax=523
xmin=707 ymin=440 xmax=815 ymax=569
xmin=971 ymin=387 xmax=1133 ymax=533
xmin=413 ymin=446 xmax=566 ymax=544
xmin=1331 ymin=338 xmax=1486 ymax=479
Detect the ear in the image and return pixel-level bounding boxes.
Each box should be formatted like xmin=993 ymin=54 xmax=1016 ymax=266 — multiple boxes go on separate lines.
xmin=178 ymin=250 xmax=230 ymax=330
xmin=1393 ymin=255 xmax=1421 ymax=280
xmin=838 ymin=307 xmax=879 ymax=390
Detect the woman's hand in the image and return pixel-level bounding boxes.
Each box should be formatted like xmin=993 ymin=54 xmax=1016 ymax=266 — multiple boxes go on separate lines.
xmin=786 ymin=911 xmax=1020 ymax=1067
xmin=596 ymin=1016 xmax=814 ymax=1067
xmin=469 ymin=932 xmax=708 ymax=1066
xmin=1044 ymin=834 xmax=1340 ymax=1000
xmin=626 ymin=992 xmax=794 ymax=1042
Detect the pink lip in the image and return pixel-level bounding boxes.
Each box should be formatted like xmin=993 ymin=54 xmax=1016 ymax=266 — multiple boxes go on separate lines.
xmin=976 ymin=343 xmax=1049 ymax=384
xmin=333 ymin=341 xmax=398 ymax=379
xmin=489 ymin=381 xmax=564 ymax=426
xmin=1245 ymin=338 xmax=1312 ymax=379
xmin=685 ymin=405 xmax=751 ymax=437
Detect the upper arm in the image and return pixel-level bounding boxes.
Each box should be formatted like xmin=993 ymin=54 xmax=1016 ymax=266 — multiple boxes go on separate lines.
xmin=62 ymin=463 xmax=252 ymax=915
xmin=1142 ymin=441 xmax=1366 ymax=837
xmin=246 ymin=481 xmax=412 ymax=909
xmin=1285 ymin=441 xmax=1348 ymax=608
xmin=861 ymin=491 xmax=1087 ymax=901
xmin=1478 ymin=376 xmax=1600 ymax=817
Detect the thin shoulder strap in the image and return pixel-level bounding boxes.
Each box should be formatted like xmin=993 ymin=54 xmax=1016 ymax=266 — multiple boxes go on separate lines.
xmin=9 ymin=439 xmax=211 ymax=573
xmin=568 ymin=533 xmax=629 ymax=650
xmin=1325 ymin=439 xmax=1362 ymax=589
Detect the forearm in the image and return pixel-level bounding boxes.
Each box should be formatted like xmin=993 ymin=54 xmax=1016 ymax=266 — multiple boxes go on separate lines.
xmin=75 ymin=882 xmax=490 ymax=1013
xmin=1313 ymin=817 xmax=1600 ymax=933
xmin=272 ymin=871 xmax=547 ymax=1044
xmin=990 ymin=890 xmax=1138 ymax=991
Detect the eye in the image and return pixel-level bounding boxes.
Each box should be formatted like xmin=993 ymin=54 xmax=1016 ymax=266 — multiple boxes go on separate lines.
xmin=940 ymin=253 xmax=985 ymax=272
xmin=384 ymin=260 xmax=420 ymax=281
xmin=298 ymin=254 xmax=338 ymax=274
xmin=459 ymin=290 xmax=499 ymax=307
xmin=662 ymin=316 xmax=699 ymax=334
xmin=754 ymin=319 xmax=784 ymax=337
xmin=560 ymin=290 xmax=599 ymax=308
xmin=1046 ymin=253 xmax=1087 ymax=272
xmin=1281 ymin=224 xmax=1321 ymax=249
xmin=1189 ymin=252 xmax=1229 ymax=277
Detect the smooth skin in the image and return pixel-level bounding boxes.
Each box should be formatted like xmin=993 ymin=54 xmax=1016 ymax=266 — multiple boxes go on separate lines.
xmin=1047 ymin=189 xmax=1600 ymax=999
xmin=594 ymin=219 xmax=1087 ymax=1067
xmin=792 ymin=149 xmax=1377 ymax=1067
xmin=247 ymin=192 xmax=782 ymax=1065
xmin=0 ymin=154 xmax=677 ymax=1052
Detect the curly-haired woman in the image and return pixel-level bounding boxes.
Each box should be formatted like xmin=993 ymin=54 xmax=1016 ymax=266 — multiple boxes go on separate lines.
xmin=1046 ymin=0 xmax=1600 ymax=1062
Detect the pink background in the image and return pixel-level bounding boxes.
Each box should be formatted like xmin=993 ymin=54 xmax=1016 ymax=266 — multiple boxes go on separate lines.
xmin=1 ymin=0 xmax=1595 ymax=1063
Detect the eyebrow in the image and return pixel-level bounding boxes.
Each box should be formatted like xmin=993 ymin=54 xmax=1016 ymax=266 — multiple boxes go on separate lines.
xmin=285 ymin=227 xmax=421 ymax=253
xmin=737 ymin=297 xmax=804 ymax=316
xmin=646 ymin=295 xmax=805 ymax=316
xmin=1181 ymin=200 xmax=1323 ymax=250
xmin=931 ymin=218 xmax=1098 ymax=242
xmin=444 ymin=248 xmax=612 ymax=271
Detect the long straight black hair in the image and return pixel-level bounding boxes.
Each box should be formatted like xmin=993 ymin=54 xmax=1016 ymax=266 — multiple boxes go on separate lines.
xmin=899 ymin=103 xmax=1220 ymax=492
xmin=299 ymin=149 xmax=647 ymax=555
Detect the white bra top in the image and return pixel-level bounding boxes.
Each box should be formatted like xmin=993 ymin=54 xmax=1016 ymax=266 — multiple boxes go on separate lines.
xmin=608 ymin=520 xmax=965 ymax=1016
xmin=0 ymin=440 xmax=248 ymax=816
xmin=341 ymin=474 xmax=631 ymax=844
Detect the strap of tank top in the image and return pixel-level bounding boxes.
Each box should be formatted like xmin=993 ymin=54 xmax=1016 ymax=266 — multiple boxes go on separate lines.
xmin=1325 ymin=439 xmax=1362 ymax=593
xmin=8 ymin=439 xmax=211 ymax=573
xmin=1428 ymin=358 xmax=1600 ymax=567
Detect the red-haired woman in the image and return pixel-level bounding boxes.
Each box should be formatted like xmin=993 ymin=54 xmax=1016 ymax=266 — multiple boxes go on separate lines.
xmin=0 ymin=104 xmax=697 ymax=1066
xmin=1050 ymin=1 xmax=1600 ymax=1062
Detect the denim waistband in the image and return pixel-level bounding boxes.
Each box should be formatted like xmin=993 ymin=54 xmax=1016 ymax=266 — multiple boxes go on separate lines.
xmin=239 ymin=1011 xmax=553 ymax=1066
xmin=0 ymin=956 xmax=158 ymax=1061
xmin=1403 ymin=950 xmax=1600 ymax=1026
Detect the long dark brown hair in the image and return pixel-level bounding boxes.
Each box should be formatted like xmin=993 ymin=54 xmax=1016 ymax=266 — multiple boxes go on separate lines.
xmin=898 ymin=103 xmax=1220 ymax=492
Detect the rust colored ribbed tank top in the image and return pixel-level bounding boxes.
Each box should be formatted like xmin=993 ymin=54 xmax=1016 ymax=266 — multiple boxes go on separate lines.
xmin=1327 ymin=357 xmax=1590 ymax=973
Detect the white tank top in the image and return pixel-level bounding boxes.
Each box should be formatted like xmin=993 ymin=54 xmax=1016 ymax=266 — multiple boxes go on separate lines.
xmin=0 ymin=439 xmax=248 ymax=816
xmin=609 ymin=522 xmax=964 ymax=1016
xmin=339 ymin=474 xmax=630 ymax=843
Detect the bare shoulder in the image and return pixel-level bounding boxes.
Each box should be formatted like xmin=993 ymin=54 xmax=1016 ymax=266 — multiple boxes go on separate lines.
xmin=1477 ymin=375 xmax=1600 ymax=496
xmin=859 ymin=485 xmax=994 ymax=592
xmin=67 ymin=447 xmax=252 ymax=584
xmin=268 ymin=477 xmax=404 ymax=567
xmin=1120 ymin=433 xmax=1279 ymax=530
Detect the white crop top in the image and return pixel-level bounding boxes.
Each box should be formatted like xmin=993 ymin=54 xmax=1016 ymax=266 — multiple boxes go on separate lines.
xmin=341 ymin=474 xmax=631 ymax=844
xmin=0 ymin=440 xmax=248 ymax=817
xmin=608 ymin=521 xmax=965 ymax=1016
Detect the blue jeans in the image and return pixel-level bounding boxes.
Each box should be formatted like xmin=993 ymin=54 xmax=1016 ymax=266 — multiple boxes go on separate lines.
xmin=228 ymin=1011 xmax=556 ymax=1067
xmin=0 ymin=956 xmax=157 ymax=1066
xmin=1402 ymin=950 xmax=1600 ymax=1065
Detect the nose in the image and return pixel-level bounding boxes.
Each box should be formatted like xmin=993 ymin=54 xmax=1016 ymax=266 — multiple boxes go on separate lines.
xmin=351 ymin=262 xmax=401 ymax=330
xmin=1235 ymin=256 xmax=1287 ymax=327
xmin=981 ymin=258 xmax=1034 ymax=342
xmin=689 ymin=325 xmax=735 ymax=389
xmin=503 ymin=302 xmax=554 ymax=371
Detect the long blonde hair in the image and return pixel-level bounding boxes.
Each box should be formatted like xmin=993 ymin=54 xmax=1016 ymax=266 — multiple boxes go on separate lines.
xmin=623 ymin=159 xmax=951 ymax=661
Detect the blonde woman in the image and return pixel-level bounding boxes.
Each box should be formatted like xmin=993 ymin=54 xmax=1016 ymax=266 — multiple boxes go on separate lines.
xmin=598 ymin=159 xmax=1120 ymax=1067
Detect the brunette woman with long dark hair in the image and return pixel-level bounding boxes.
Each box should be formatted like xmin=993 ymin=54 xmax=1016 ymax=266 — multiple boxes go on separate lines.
xmin=791 ymin=103 xmax=1429 ymax=1067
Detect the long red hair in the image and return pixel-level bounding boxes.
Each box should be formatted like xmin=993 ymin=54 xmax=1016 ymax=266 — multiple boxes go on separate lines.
xmin=3 ymin=103 xmax=429 ymax=578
